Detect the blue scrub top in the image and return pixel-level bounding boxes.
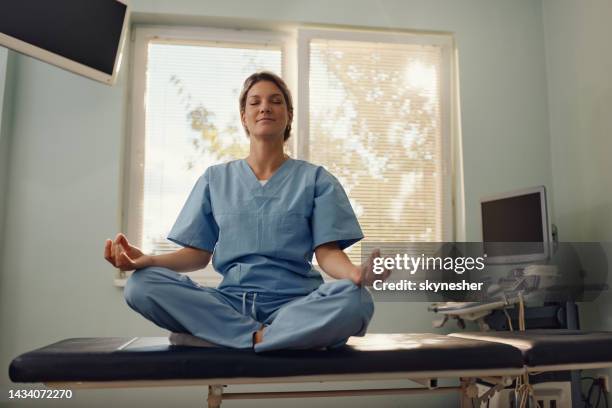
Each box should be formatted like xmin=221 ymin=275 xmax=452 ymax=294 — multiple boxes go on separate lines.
xmin=168 ymin=158 xmax=363 ymax=296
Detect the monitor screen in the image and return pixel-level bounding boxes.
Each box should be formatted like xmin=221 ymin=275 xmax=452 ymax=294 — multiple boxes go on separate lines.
xmin=481 ymin=186 xmax=550 ymax=264
xmin=0 ymin=0 xmax=128 ymax=85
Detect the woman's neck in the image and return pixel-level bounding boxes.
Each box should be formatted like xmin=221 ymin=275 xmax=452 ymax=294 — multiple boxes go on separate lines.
xmin=246 ymin=141 xmax=288 ymax=180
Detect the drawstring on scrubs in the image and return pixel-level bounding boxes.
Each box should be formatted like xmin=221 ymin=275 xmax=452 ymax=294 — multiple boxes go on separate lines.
xmin=241 ymin=292 xmax=258 ymax=320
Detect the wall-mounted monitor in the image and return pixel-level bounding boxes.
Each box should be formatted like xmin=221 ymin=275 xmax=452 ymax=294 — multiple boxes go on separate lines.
xmin=0 ymin=0 xmax=129 ymax=85
xmin=481 ymin=185 xmax=552 ymax=264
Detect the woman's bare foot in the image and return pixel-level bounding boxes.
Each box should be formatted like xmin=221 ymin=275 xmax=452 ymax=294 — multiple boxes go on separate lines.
xmin=253 ymin=327 xmax=264 ymax=345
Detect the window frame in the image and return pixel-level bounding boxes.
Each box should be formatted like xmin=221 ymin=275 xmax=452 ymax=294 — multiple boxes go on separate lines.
xmin=117 ymin=24 xmax=456 ymax=287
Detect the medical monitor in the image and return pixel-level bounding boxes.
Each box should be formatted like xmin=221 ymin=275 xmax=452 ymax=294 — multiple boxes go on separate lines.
xmin=480 ymin=185 xmax=552 ymax=264
xmin=0 ymin=0 xmax=129 ymax=85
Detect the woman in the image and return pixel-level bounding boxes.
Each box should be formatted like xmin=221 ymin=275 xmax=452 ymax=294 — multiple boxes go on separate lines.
xmin=104 ymin=71 xmax=390 ymax=352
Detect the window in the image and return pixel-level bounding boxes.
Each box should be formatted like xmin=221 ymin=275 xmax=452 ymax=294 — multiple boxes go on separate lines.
xmin=298 ymin=29 xmax=453 ymax=264
xmin=122 ymin=25 xmax=454 ymax=285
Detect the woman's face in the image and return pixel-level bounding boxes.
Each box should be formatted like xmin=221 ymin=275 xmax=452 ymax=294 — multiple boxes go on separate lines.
xmin=241 ymin=80 xmax=291 ymax=141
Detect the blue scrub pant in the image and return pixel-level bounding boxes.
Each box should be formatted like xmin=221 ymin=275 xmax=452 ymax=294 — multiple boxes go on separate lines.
xmin=124 ymin=267 xmax=374 ymax=352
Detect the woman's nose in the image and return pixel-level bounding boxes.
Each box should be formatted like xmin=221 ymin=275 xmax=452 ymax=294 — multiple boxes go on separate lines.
xmin=260 ymin=102 xmax=271 ymax=113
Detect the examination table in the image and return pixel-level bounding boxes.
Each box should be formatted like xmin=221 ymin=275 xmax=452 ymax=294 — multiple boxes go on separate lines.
xmin=9 ymin=331 xmax=612 ymax=407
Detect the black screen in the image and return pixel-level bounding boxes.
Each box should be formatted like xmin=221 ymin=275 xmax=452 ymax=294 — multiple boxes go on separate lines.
xmin=482 ymin=192 xmax=545 ymax=256
xmin=0 ymin=0 xmax=127 ymax=75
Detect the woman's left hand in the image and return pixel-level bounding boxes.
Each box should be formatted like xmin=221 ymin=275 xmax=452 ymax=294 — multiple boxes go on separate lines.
xmin=352 ymin=248 xmax=391 ymax=287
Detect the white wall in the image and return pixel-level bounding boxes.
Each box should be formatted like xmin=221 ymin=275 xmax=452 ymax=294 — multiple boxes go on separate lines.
xmin=542 ymin=0 xmax=612 ymax=387
xmin=0 ymin=1 xmax=552 ymax=407
xmin=542 ymin=0 xmax=612 ymax=329
xmin=543 ymin=0 xmax=612 ymax=243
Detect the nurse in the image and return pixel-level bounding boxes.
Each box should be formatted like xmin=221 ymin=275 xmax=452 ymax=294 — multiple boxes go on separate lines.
xmin=104 ymin=71 xmax=390 ymax=352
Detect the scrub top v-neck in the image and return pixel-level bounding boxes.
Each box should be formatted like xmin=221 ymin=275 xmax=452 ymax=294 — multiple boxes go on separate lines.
xmin=168 ymin=158 xmax=364 ymax=296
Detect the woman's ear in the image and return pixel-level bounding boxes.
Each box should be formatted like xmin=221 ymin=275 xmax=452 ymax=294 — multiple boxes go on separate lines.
xmin=240 ymin=110 xmax=249 ymax=135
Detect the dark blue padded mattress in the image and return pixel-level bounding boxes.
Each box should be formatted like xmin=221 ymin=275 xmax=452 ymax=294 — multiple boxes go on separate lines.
xmin=449 ymin=330 xmax=612 ymax=367
xmin=9 ymin=333 xmax=523 ymax=383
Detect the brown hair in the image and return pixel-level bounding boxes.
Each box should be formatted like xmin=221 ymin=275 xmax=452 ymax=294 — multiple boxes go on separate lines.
xmin=239 ymin=71 xmax=293 ymax=141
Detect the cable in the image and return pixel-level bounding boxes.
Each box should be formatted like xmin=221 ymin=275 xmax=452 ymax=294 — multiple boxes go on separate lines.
xmin=587 ymin=379 xmax=596 ymax=408
xmin=596 ymin=386 xmax=602 ymax=408
xmin=582 ymin=376 xmax=609 ymax=408
xmin=581 ymin=376 xmax=597 ymax=408
xmin=503 ymin=308 xmax=514 ymax=331
xmin=518 ymin=293 xmax=525 ymax=331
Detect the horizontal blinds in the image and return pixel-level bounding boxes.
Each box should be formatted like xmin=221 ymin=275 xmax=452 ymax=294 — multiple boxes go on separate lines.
xmin=308 ymin=39 xmax=444 ymax=263
xmin=142 ymin=40 xmax=281 ymax=255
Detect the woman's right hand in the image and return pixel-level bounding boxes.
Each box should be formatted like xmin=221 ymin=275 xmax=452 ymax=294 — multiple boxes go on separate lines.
xmin=104 ymin=233 xmax=151 ymax=271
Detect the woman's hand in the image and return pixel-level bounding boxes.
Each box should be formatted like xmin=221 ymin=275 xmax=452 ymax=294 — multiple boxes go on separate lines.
xmin=104 ymin=233 xmax=151 ymax=271
xmin=352 ymin=248 xmax=391 ymax=287
xmin=315 ymin=242 xmax=391 ymax=287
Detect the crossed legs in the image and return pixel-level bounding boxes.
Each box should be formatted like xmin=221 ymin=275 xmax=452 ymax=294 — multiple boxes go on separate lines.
xmin=124 ymin=267 xmax=374 ymax=352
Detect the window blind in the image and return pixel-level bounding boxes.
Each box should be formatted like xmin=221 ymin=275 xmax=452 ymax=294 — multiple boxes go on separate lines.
xmin=308 ymin=38 xmax=447 ymax=263
xmin=141 ymin=40 xmax=282 ymax=257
